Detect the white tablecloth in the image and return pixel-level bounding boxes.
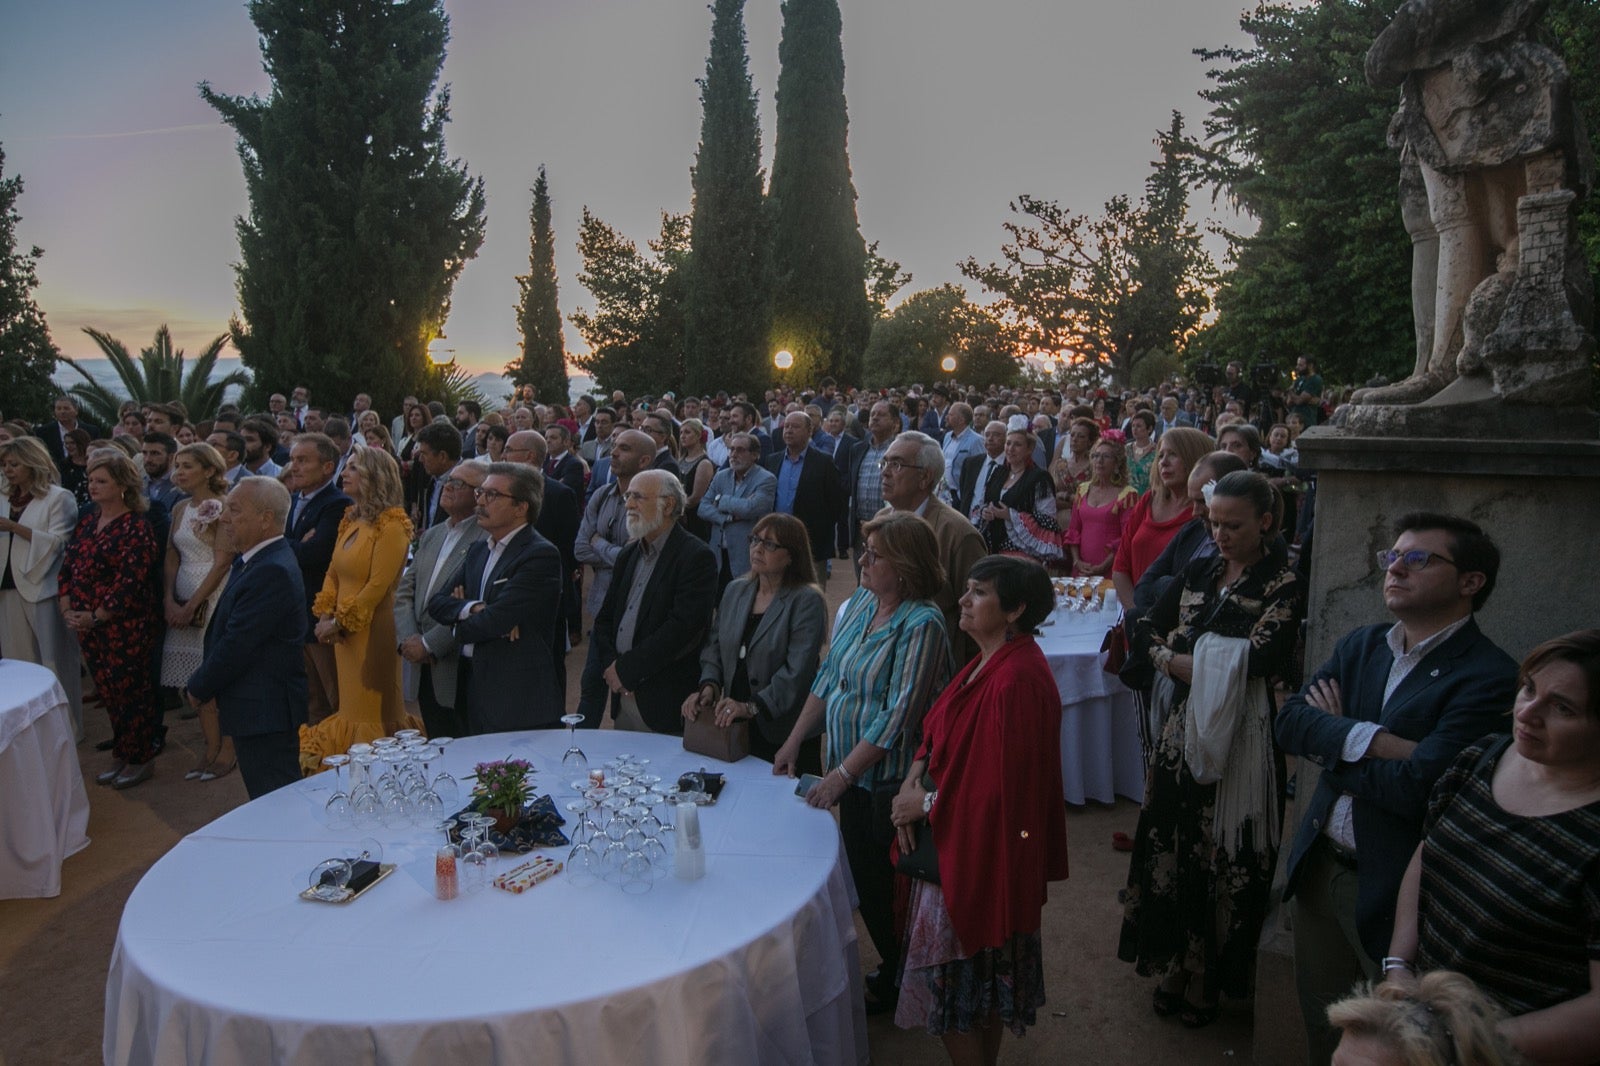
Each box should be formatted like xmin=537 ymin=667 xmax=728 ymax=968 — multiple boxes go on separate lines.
xmin=0 ymin=659 xmax=90 ymax=899
xmin=1035 ymin=610 xmax=1145 ymax=805
xmin=105 ymin=731 xmax=868 ymax=1066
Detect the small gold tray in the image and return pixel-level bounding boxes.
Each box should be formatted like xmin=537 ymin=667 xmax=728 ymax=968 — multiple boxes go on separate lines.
xmin=299 ymin=862 xmax=396 ymax=904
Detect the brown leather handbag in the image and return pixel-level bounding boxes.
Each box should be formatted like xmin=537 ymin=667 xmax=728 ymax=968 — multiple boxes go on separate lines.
xmin=682 ymin=712 xmax=751 ymax=763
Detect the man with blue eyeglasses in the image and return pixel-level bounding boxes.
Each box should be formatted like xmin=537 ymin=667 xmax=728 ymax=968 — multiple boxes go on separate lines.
xmin=1275 ymin=512 xmax=1517 ymax=1066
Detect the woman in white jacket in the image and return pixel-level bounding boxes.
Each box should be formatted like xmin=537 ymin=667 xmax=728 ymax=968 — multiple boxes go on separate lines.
xmin=0 ymin=436 xmax=84 ymax=737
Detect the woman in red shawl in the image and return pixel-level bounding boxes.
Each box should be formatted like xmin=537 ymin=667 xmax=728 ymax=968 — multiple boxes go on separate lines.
xmin=889 ymin=555 xmax=1069 ymax=1063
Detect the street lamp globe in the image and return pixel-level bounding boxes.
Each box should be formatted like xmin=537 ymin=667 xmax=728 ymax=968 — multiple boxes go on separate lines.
xmin=773 ymin=349 xmax=794 ymax=371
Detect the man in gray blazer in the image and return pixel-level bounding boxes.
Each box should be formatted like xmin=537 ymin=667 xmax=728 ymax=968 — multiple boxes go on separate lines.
xmin=697 ymin=432 xmax=777 ymax=590
xmin=394 ymin=462 xmax=489 ymax=738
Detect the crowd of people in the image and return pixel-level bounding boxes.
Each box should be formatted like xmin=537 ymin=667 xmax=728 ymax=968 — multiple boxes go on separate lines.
xmin=0 ymin=367 xmax=1594 ymax=1066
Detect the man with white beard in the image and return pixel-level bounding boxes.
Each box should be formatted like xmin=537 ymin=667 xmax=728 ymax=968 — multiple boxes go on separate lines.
xmin=576 ymin=470 xmax=717 ymax=733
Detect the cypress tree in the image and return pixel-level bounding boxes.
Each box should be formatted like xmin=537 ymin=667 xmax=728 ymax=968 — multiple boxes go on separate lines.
xmin=768 ymin=0 xmax=872 ymax=385
xmin=684 ymin=0 xmax=771 ymax=399
xmin=511 ymin=166 xmax=569 ymax=403
xmin=0 ymin=142 xmax=60 ymax=419
xmin=200 ymin=0 xmax=486 ymax=413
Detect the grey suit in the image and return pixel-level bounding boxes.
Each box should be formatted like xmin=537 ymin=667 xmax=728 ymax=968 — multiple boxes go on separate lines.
xmin=393 ymin=516 xmax=488 ymax=736
xmin=696 ymin=465 xmax=777 ymax=580
xmin=698 ymin=579 xmax=827 ymax=749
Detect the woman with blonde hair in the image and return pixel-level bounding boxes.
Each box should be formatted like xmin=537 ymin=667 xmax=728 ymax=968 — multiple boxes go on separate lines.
xmin=1327 ymin=972 xmax=1519 ymax=1066
xmin=1065 ymin=436 xmax=1138 ymax=578
xmin=299 ymin=446 xmax=416 ymax=770
xmin=1111 ymin=427 xmax=1214 ymax=611
xmin=160 ymin=442 xmax=238 ymax=781
xmin=59 ymin=451 xmax=161 ymax=788
xmin=0 ymin=436 xmax=84 ymax=736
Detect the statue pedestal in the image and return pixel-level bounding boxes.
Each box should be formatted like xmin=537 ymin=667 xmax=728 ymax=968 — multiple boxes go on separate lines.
xmin=1257 ymin=426 xmax=1600 ymax=1065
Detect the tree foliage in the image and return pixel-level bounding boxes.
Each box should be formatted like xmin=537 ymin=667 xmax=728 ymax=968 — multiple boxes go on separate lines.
xmin=864 ymin=240 xmax=911 ymax=316
xmin=768 ymin=0 xmax=873 ymax=385
xmin=510 ymin=166 xmax=569 ymax=403
xmin=570 ymin=210 xmax=690 ymax=397
xmin=684 ymin=0 xmax=771 ymax=399
xmin=862 ymin=284 xmax=1016 ymax=389
xmin=200 ymin=0 xmax=485 ymax=415
xmin=60 ymin=325 xmax=246 ymax=425
xmin=0 ymin=142 xmax=60 ymax=421
xmin=961 ymin=116 xmax=1214 ymax=389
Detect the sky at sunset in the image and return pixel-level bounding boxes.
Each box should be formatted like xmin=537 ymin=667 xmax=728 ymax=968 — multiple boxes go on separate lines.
xmin=1 ymin=0 xmax=1255 ymax=379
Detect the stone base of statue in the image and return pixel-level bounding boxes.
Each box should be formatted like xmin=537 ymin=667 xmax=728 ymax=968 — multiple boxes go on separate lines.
xmin=1256 ymin=426 xmax=1600 ymax=1065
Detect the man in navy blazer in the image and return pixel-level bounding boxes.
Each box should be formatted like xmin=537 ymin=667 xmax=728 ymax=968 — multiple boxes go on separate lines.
xmin=185 ymin=478 xmax=308 ymax=800
xmin=428 ymin=463 xmax=565 ymax=734
xmin=764 ymin=412 xmax=842 ymax=579
xmin=284 ymin=433 xmax=351 ymax=725
xmin=1275 ymin=512 xmax=1516 ymax=1065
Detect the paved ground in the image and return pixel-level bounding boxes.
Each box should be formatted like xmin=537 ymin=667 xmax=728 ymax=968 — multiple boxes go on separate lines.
xmin=0 ymin=572 xmax=1268 ymax=1064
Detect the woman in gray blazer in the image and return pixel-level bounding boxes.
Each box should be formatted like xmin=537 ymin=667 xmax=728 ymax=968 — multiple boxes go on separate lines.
xmin=683 ymin=513 xmax=827 ymax=773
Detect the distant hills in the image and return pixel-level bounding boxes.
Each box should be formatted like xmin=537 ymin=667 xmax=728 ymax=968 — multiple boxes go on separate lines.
xmin=52 ymin=358 xmax=593 ymax=410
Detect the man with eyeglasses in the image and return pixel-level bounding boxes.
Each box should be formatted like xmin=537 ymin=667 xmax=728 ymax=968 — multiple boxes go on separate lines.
xmin=1276 ymin=512 xmax=1517 ymax=1066
xmin=427 ymin=463 xmax=565 ymax=733
xmin=394 ymin=463 xmax=488 ymax=738
xmin=504 ymin=429 xmax=582 ymax=653
xmin=284 ymin=432 xmax=352 ymax=725
xmin=698 ymin=432 xmax=777 ymax=594
xmin=580 ymin=470 xmax=717 ymax=733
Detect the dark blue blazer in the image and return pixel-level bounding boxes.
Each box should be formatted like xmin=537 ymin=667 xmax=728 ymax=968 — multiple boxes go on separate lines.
xmin=187 ymin=538 xmax=309 ymax=737
xmin=1275 ymin=618 xmax=1517 ymax=961
xmin=427 ymin=526 xmax=565 ymax=732
xmin=285 ymin=482 xmax=351 ymax=645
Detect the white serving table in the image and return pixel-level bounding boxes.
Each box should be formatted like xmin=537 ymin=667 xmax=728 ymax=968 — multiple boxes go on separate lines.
xmin=104 ymin=730 xmax=867 ymax=1065
xmin=0 ymin=659 xmax=90 ymax=899
xmin=1034 ymin=608 xmax=1145 ymax=805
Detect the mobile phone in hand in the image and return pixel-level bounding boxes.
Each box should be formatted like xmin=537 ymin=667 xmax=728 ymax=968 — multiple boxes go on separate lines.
xmin=794 ymin=773 xmax=823 ymax=798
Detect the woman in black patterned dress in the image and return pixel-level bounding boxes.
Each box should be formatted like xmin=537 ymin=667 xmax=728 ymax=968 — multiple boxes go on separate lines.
xmin=1117 ymin=471 xmax=1300 ymax=1027
xmin=58 ymin=450 xmax=161 ymax=789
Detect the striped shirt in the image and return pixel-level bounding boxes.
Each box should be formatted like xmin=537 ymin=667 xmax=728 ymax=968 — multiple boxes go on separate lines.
xmin=812 ymin=589 xmax=951 ymax=790
xmin=1416 ymin=736 xmax=1600 ymax=1016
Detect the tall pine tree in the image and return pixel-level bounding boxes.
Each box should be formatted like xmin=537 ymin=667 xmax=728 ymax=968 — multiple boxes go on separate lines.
xmin=768 ymin=0 xmax=872 ymax=385
xmin=511 ymin=166 xmax=569 ymax=403
xmin=684 ymin=0 xmax=771 ymax=399
xmin=0 ymin=141 xmax=60 ymax=419
xmin=200 ymin=0 xmax=485 ymax=413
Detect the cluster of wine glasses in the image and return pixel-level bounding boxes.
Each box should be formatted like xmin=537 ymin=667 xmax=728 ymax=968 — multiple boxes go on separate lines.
xmin=562 ymin=756 xmax=676 ymax=894
xmin=1053 ymin=577 xmax=1115 ymax=614
xmin=432 ymin=814 xmax=500 ymax=896
xmin=320 ymin=731 xmax=460 ymax=832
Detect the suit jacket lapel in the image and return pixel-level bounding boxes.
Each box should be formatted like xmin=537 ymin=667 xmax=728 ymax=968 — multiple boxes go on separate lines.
xmin=748 ymin=585 xmax=788 ymax=649
xmin=1380 ymin=621 xmax=1477 ymax=723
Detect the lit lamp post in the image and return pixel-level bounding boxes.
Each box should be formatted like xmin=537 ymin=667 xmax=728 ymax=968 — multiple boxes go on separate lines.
xmin=427 ymin=335 xmax=455 ymax=367
xmin=940 ymin=355 xmax=957 ymax=375
xmin=773 ymin=349 xmax=794 ymax=392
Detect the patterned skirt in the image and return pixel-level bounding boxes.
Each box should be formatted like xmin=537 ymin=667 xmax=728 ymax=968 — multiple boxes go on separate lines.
xmin=895 ymin=879 xmax=1047 ymax=1037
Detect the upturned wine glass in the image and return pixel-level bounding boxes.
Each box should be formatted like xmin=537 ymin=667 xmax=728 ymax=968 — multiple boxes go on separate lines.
xmin=560 ymin=713 xmax=588 ymax=775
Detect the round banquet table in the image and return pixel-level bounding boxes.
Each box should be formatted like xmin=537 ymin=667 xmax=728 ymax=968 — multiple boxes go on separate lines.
xmin=0 ymin=659 xmax=90 ymax=899
xmin=104 ymin=730 xmax=868 ymax=1066
xmin=1033 ymin=608 xmax=1145 ymax=806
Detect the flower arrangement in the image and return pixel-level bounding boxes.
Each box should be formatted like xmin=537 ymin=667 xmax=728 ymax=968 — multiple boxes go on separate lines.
xmin=469 ymin=758 xmax=534 ymax=816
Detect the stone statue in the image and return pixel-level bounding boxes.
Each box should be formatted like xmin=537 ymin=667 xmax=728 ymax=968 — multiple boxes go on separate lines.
xmin=1345 ymin=0 xmax=1595 ymax=435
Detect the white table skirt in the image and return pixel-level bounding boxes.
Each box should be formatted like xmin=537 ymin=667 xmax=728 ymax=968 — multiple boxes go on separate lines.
xmin=0 ymin=659 xmax=90 ymax=899
xmin=104 ymin=731 xmax=868 ymax=1066
xmin=1036 ymin=610 xmax=1145 ymax=805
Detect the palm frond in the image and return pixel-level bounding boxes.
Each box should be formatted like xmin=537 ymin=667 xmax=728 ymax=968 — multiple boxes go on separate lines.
xmin=56 ymin=354 xmax=124 ymax=428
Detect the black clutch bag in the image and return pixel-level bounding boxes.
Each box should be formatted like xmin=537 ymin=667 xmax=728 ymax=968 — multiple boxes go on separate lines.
xmin=895 ymin=823 xmax=940 ymax=884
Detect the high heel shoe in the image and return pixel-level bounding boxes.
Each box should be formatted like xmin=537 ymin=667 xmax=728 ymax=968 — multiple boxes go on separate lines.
xmin=199 ymin=759 xmax=237 ymax=782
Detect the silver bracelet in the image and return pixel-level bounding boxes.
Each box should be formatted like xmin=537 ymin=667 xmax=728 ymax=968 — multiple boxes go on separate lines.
xmin=836 ymin=764 xmax=857 ymax=786
xmin=1380 ymin=956 xmax=1414 ymax=975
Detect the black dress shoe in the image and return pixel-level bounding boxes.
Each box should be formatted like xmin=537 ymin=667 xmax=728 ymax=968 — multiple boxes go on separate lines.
xmin=95 ymin=738 xmax=116 ymax=752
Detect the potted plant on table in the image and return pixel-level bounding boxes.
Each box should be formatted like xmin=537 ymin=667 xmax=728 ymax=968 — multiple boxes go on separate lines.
xmin=469 ymin=757 xmax=534 ymax=834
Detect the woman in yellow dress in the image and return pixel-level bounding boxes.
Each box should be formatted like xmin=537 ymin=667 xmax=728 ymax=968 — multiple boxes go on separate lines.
xmin=299 ymin=446 xmax=417 ymax=773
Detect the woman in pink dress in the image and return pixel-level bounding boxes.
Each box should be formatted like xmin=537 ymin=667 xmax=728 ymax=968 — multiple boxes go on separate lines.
xmin=1065 ymin=436 xmax=1138 ymax=578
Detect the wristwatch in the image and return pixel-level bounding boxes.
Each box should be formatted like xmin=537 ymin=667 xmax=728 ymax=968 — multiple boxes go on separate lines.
xmin=922 ymin=789 xmax=938 ymax=815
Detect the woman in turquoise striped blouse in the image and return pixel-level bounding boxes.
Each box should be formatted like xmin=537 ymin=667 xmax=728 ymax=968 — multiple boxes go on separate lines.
xmin=775 ymin=511 xmax=953 ymax=1014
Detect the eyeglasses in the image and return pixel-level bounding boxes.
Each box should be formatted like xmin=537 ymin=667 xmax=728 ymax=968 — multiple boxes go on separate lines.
xmin=441 ymin=478 xmax=470 ymax=490
xmin=747 ymin=534 xmax=784 ymax=552
xmin=473 ymin=487 xmax=510 ymax=502
xmin=878 ymin=457 xmax=923 ymax=473
xmin=860 ymin=547 xmax=880 ymax=565
xmin=622 ymin=491 xmax=667 ymax=504
xmin=1376 ymin=549 xmax=1457 ymax=572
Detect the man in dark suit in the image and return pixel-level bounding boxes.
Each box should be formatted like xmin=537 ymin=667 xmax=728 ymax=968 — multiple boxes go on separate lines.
xmin=33 ymin=395 xmax=103 ymax=470
xmin=504 ymin=430 xmax=582 ymax=668
xmin=394 ymin=462 xmax=488 ymax=739
xmin=641 ymin=411 xmax=681 ymax=477
xmin=542 ymin=424 xmax=587 ymax=500
xmin=412 ymin=422 xmax=463 ymax=529
xmin=955 ymin=419 xmax=1007 ymax=518
xmin=284 ymin=433 xmax=351 ymax=725
xmin=428 ymin=463 xmax=565 ymax=734
xmin=1276 ymin=512 xmax=1517 ymax=1065
xmin=184 ymin=478 xmax=308 ymax=799
xmin=580 ymin=470 xmax=717 ymax=735
xmin=765 ymin=412 xmax=842 ymax=582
